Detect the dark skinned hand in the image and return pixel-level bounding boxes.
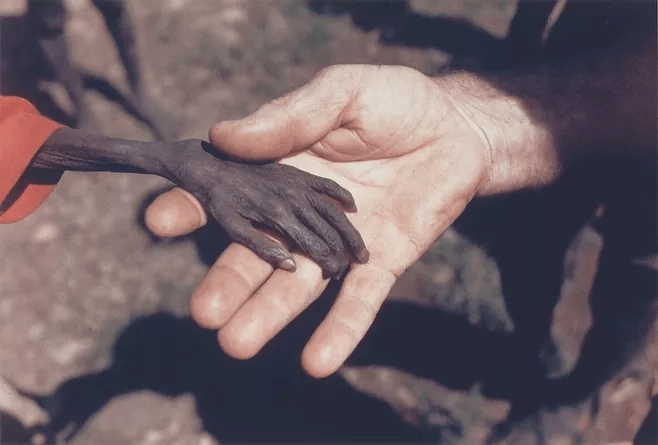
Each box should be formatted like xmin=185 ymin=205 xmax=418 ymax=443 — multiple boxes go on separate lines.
xmin=162 ymin=139 xmax=368 ymax=276
xmin=32 ymin=128 xmax=368 ymax=276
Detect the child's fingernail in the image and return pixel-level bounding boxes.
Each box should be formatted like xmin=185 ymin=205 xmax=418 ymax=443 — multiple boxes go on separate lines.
xmin=279 ymin=257 xmax=297 ymax=272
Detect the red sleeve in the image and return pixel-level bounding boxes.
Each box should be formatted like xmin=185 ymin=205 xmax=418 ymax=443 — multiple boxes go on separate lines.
xmin=0 ymin=97 xmax=64 ymax=223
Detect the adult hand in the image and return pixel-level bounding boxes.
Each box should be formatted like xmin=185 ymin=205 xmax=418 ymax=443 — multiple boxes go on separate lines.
xmin=145 ymin=65 xmax=552 ymax=377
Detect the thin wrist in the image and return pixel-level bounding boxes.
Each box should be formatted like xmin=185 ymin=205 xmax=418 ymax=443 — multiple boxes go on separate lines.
xmin=35 ymin=127 xmax=170 ymax=177
xmin=157 ymin=141 xmax=199 ymax=187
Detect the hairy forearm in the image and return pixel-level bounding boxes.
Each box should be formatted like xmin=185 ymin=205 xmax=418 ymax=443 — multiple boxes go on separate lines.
xmin=436 ymin=30 xmax=657 ymax=195
xmin=32 ymin=127 xmax=169 ymax=176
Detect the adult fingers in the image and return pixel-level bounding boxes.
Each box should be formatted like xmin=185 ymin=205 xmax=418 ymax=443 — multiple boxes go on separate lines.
xmin=218 ymin=254 xmax=328 ymax=360
xmin=144 ymin=187 xmax=207 ymax=237
xmin=189 ymin=243 xmax=274 ymax=329
xmin=301 ymin=263 xmax=396 ymax=378
xmin=208 ymin=65 xmax=363 ymax=161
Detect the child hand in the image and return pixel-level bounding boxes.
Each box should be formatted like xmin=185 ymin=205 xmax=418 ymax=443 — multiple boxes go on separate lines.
xmin=164 ymin=139 xmax=369 ymax=277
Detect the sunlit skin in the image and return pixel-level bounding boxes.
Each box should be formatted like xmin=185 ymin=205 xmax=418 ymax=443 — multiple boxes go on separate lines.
xmin=146 ymin=30 xmax=655 ymax=378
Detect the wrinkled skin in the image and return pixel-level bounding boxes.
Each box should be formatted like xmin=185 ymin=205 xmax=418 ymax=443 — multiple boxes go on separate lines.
xmin=165 ymin=139 xmax=368 ymax=276
xmin=33 ymin=128 xmax=368 ymax=276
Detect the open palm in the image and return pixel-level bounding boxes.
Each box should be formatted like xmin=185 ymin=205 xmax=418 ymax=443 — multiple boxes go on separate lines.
xmin=146 ymin=64 xmax=493 ymax=377
xmin=261 ymin=132 xmax=487 ymax=376
xmin=283 ymin=131 xmax=487 ymax=277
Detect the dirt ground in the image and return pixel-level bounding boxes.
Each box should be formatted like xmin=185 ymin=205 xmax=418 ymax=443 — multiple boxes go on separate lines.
xmin=0 ymin=0 xmax=656 ymax=444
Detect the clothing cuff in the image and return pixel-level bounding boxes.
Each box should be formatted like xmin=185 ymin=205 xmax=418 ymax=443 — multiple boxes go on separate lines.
xmin=0 ymin=104 xmax=63 ymax=223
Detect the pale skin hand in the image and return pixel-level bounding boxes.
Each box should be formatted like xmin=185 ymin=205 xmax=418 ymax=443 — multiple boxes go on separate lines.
xmin=145 ymin=65 xmax=501 ymax=377
xmin=146 ymin=151 xmax=485 ymax=377
xmin=145 ymin=38 xmax=655 ymax=377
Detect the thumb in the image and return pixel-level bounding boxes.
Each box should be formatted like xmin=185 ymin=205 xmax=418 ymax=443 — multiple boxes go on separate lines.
xmin=144 ymin=188 xmax=207 ymax=237
xmin=209 ymin=65 xmax=361 ymax=161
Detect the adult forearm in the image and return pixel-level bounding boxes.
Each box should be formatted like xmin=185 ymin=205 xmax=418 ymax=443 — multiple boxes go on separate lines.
xmin=32 ymin=127 xmax=169 ymax=176
xmin=435 ymin=31 xmax=656 ymax=195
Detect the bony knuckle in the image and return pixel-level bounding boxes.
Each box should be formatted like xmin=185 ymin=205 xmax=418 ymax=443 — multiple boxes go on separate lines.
xmin=267 ymin=202 xmax=290 ymax=219
xmin=321 ymin=178 xmax=340 ymax=190
xmin=324 ymin=232 xmax=341 ymax=249
xmin=280 ymin=187 xmax=301 ymax=201
xmin=325 ymin=257 xmax=347 ymax=277
xmin=318 ymin=64 xmax=346 ymax=80
xmin=312 ymin=243 xmax=332 ymax=260
xmin=307 ymin=192 xmax=327 ymax=209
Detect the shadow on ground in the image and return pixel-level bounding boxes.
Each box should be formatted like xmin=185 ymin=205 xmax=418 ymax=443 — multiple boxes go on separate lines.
xmin=0 ymin=11 xmax=160 ymax=132
xmin=34 ymin=153 xmax=656 ymax=444
xmin=34 ymin=302 xmax=428 ymax=444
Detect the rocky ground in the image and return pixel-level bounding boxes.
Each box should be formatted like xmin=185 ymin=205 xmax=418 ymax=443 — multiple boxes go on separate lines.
xmin=0 ymin=0 xmax=656 ymax=444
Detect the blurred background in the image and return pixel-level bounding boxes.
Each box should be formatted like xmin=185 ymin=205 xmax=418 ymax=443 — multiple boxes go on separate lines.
xmin=0 ymin=1 xmax=656 ymax=444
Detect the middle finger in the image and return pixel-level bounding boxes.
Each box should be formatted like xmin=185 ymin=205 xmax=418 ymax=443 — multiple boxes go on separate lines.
xmin=217 ymin=254 xmax=329 ymax=360
xmin=189 ymin=243 xmax=274 ymax=329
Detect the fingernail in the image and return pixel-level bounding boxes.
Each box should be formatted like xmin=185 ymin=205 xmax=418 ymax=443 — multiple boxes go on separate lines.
xmin=356 ymin=248 xmax=370 ymax=264
xmin=348 ymin=202 xmax=358 ymax=213
xmin=175 ymin=188 xmax=208 ymax=226
xmin=279 ymin=257 xmax=297 ymax=272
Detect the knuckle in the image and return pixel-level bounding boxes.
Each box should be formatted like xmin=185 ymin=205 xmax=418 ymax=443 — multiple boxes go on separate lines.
xmin=315 ymin=66 xmax=335 ymax=81
xmin=319 ymin=177 xmax=341 ymax=191
xmin=308 ymin=240 xmax=332 ymax=260
xmin=322 ymin=258 xmax=341 ymax=277
xmin=306 ymin=192 xmax=327 ymax=209
xmin=269 ymin=94 xmax=292 ymax=109
xmin=324 ymin=203 xmax=346 ymax=222
xmin=317 ymin=64 xmax=346 ymax=80
xmin=267 ymin=202 xmax=291 ymax=220
xmin=322 ymin=230 xmax=342 ymax=249
xmin=322 ymin=251 xmax=350 ymax=278
xmin=236 ymin=194 xmax=264 ymax=217
xmin=280 ymin=186 xmax=302 ymax=202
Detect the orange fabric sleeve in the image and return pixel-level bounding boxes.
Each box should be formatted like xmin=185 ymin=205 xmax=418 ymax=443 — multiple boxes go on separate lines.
xmin=0 ymin=97 xmax=64 ymax=223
